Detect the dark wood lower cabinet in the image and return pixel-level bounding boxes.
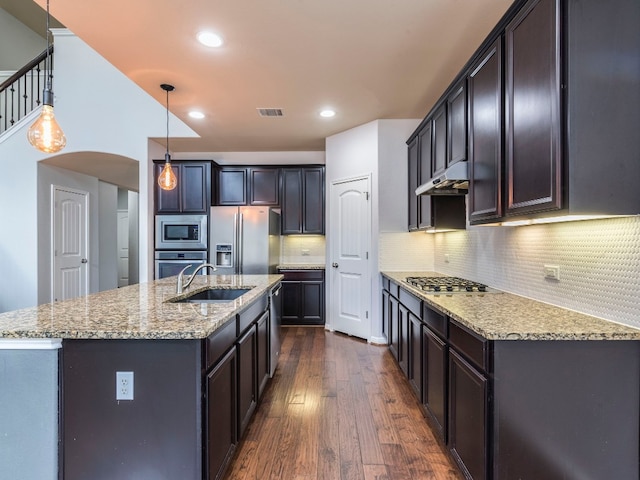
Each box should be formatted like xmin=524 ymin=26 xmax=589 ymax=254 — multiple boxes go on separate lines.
xmin=384 ymin=279 xmax=640 ymax=480
xmin=408 ymin=312 xmax=422 ymax=399
xmin=388 ymin=295 xmax=400 ymax=362
xmin=207 ymin=347 xmax=237 ymax=480
xmin=398 ymin=304 xmax=409 ymax=376
xmin=448 ymin=349 xmax=488 ymax=480
xmin=422 ymin=325 xmax=447 ymax=442
xmin=280 ymin=269 xmax=325 ymax=325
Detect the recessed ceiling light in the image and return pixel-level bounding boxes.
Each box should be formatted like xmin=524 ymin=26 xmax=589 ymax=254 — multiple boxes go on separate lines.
xmin=188 ymin=111 xmax=205 ymax=119
xmin=197 ymin=31 xmax=223 ymax=48
xmin=319 ymin=109 xmax=336 ymax=118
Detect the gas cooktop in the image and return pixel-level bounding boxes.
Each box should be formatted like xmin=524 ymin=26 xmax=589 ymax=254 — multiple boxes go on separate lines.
xmin=405 ymin=276 xmax=499 ymax=294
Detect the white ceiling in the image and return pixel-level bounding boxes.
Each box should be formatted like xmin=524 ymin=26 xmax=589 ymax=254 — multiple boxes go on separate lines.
xmin=7 ymin=0 xmax=514 ymax=156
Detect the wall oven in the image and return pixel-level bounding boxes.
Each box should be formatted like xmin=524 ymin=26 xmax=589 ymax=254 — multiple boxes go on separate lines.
xmin=154 ymin=251 xmax=208 ymax=279
xmin=155 ymin=215 xmax=208 ymax=251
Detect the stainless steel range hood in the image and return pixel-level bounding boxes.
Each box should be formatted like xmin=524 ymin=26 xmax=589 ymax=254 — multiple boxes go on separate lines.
xmin=415 ymin=161 xmax=469 ymax=195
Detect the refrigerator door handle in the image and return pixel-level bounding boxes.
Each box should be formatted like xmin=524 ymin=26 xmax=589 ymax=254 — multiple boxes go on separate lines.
xmin=238 ymin=212 xmax=244 ymax=275
xmin=233 ymin=212 xmax=239 ymax=274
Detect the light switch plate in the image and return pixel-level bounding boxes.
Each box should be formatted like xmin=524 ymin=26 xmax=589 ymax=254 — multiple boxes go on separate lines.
xmin=544 ymin=265 xmax=560 ymax=280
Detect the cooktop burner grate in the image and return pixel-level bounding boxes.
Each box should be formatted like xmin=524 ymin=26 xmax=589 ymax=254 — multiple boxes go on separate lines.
xmin=405 ymin=276 xmax=494 ymax=293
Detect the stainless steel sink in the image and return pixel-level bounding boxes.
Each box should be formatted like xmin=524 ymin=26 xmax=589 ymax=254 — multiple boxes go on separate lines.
xmin=171 ymin=288 xmax=251 ymax=303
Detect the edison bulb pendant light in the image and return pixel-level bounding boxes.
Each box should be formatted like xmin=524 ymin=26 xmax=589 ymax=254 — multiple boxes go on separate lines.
xmin=158 ymin=158 xmax=177 ymax=191
xmin=158 ymin=83 xmax=178 ymax=191
xmin=28 ymin=103 xmax=66 ymax=153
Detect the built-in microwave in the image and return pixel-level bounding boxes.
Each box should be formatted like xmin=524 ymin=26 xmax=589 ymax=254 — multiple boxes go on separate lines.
xmin=155 ymin=214 xmax=208 ymax=250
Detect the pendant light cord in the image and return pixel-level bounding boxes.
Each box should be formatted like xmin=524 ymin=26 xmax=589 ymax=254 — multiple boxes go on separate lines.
xmin=46 ymin=0 xmax=51 ymax=92
xmin=165 ymin=87 xmax=169 ymax=158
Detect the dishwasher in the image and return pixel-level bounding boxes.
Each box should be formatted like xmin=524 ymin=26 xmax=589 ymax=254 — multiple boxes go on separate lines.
xmin=269 ymin=283 xmax=282 ymax=377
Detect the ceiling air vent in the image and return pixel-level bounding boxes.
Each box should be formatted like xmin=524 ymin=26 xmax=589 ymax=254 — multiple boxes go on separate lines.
xmin=257 ymin=108 xmax=284 ymax=117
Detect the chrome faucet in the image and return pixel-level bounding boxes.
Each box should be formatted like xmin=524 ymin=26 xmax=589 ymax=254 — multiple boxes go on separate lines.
xmin=176 ymin=263 xmax=217 ymax=294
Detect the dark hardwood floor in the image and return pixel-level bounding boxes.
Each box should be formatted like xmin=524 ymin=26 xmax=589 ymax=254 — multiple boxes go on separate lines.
xmin=224 ymin=326 xmax=461 ymax=480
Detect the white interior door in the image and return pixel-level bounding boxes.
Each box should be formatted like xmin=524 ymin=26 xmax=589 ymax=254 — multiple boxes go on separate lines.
xmin=117 ymin=210 xmax=129 ymax=287
xmin=329 ymin=176 xmax=371 ymax=340
xmin=52 ymin=186 xmax=89 ymax=302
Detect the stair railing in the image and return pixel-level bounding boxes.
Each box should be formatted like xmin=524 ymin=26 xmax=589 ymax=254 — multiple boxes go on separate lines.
xmin=0 ymin=46 xmax=53 ymax=137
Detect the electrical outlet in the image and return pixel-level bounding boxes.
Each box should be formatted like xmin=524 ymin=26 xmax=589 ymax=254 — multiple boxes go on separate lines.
xmin=444 ymin=254 xmax=450 ymax=263
xmin=116 ymin=371 xmax=134 ymax=401
xmin=301 ymin=249 xmax=310 ymax=256
xmin=544 ymin=265 xmax=560 ymax=280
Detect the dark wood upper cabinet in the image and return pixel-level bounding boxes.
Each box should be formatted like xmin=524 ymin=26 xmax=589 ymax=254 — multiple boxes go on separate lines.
xmin=407 ymin=137 xmax=419 ymax=231
xmin=417 ymin=123 xmax=433 ymax=230
xmin=217 ymin=168 xmax=248 ymax=206
xmin=302 ymin=168 xmax=324 ymax=234
xmin=447 ymin=80 xmax=467 ymax=167
xmin=407 ymin=119 xmax=466 ymax=232
xmin=249 ymin=168 xmax=280 ymax=206
xmin=505 ymin=0 xmax=561 ymax=217
xmin=281 ymin=168 xmax=303 ymax=233
xmin=155 ymin=161 xmax=211 ymax=214
xmin=468 ymin=39 xmax=503 ymax=224
xmin=432 ymin=104 xmax=447 ymax=177
xmin=281 ymin=167 xmax=324 ymax=235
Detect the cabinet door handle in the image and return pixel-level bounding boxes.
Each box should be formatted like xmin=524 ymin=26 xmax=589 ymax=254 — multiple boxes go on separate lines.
xmin=81 ymin=258 xmax=88 ymax=264
xmin=332 ymin=262 xmax=339 ymax=268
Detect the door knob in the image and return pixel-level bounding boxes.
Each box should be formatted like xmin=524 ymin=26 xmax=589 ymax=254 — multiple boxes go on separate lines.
xmin=81 ymin=258 xmax=88 ymax=264
xmin=332 ymin=262 xmax=339 ymax=268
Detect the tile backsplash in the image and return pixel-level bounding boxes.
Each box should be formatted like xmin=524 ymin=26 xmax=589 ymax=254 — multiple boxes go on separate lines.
xmin=280 ymin=235 xmax=326 ymax=264
xmin=433 ymin=216 xmax=640 ymax=329
xmin=378 ymin=232 xmax=435 ymax=272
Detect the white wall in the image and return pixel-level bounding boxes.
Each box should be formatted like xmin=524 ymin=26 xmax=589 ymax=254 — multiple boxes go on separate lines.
xmin=128 ymin=190 xmax=140 ymax=285
xmin=0 ymin=9 xmax=45 ymax=70
xmin=99 ymin=181 xmax=118 ymax=291
xmin=0 ymin=29 xmax=197 ymax=313
xmin=325 ymin=119 xmax=420 ymax=342
xmin=37 ymin=164 xmax=100 ymax=304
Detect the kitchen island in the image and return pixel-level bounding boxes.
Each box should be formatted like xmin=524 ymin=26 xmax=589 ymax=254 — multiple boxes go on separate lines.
xmin=381 ymin=271 xmax=640 ymax=480
xmin=0 ymin=274 xmax=282 ymax=480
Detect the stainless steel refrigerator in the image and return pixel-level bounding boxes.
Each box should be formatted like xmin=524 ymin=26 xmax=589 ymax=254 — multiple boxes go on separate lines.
xmin=209 ymin=206 xmax=280 ymax=274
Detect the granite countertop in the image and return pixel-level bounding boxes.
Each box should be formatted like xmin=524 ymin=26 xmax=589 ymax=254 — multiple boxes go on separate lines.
xmin=382 ymin=271 xmax=640 ymax=341
xmin=0 ymin=274 xmax=283 ymax=340
xmin=277 ymin=264 xmax=325 ymax=270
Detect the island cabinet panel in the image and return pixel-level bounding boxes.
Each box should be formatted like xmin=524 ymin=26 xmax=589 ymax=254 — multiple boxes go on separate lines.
xmin=236 ymin=324 xmax=257 ymax=438
xmin=256 ymin=310 xmax=270 ymax=399
xmin=207 ymin=347 xmax=237 ymax=480
xmin=492 ymin=340 xmax=640 ymax=480
xmin=505 ymin=0 xmax=562 ymax=216
xmin=62 ymin=339 xmax=203 ymax=480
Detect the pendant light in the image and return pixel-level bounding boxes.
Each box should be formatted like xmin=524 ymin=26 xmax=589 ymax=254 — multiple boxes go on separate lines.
xmin=27 ymin=0 xmax=66 ymax=153
xmin=157 ymin=83 xmax=177 ymax=191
